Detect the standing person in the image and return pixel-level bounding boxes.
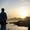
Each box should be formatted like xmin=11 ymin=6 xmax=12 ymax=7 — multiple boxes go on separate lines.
xmin=0 ymin=8 xmax=7 ymax=30
xmin=28 ymin=21 xmax=30 ymax=30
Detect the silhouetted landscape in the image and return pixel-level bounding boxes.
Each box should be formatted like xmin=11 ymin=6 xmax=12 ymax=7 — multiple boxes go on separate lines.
xmin=5 ymin=16 xmax=30 ymax=30
xmin=8 ymin=17 xmax=30 ymax=26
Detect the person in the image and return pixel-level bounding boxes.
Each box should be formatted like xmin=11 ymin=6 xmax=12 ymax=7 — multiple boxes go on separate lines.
xmin=27 ymin=21 xmax=30 ymax=30
xmin=0 ymin=8 xmax=7 ymax=30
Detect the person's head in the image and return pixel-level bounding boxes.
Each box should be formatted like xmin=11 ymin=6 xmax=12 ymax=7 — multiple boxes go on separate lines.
xmin=1 ymin=8 xmax=5 ymax=12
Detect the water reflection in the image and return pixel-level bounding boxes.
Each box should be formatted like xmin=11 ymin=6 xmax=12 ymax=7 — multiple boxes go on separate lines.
xmin=6 ymin=23 xmax=28 ymax=30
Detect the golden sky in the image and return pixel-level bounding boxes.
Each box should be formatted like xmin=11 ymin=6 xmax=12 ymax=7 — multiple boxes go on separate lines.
xmin=7 ymin=6 xmax=30 ymax=18
xmin=0 ymin=0 xmax=30 ymax=19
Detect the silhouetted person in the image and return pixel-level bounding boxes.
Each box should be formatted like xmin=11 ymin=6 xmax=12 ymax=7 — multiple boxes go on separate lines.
xmin=0 ymin=8 xmax=7 ymax=30
xmin=27 ymin=21 xmax=30 ymax=30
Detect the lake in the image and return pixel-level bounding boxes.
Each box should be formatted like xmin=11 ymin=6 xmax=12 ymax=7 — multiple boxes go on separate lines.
xmin=6 ymin=23 xmax=28 ymax=30
xmin=0 ymin=20 xmax=28 ymax=30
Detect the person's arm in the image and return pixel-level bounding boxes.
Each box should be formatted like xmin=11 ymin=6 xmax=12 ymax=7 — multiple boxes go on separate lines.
xmin=5 ymin=13 xmax=7 ymax=20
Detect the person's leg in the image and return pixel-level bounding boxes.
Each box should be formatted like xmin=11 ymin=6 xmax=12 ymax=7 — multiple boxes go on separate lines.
xmin=1 ymin=25 xmax=3 ymax=30
xmin=1 ymin=24 xmax=6 ymax=30
xmin=28 ymin=27 xmax=30 ymax=30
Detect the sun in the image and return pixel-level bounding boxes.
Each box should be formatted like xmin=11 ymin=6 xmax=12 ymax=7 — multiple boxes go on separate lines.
xmin=19 ymin=7 xmax=28 ymax=18
xmin=20 ymin=10 xmax=27 ymax=18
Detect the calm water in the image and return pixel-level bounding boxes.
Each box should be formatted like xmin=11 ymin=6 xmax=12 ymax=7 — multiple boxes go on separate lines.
xmin=0 ymin=20 xmax=28 ymax=30
xmin=6 ymin=24 xmax=28 ymax=30
xmin=6 ymin=20 xmax=28 ymax=30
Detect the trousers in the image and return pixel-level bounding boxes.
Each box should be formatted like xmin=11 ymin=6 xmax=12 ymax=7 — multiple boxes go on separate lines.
xmin=1 ymin=24 xmax=6 ymax=30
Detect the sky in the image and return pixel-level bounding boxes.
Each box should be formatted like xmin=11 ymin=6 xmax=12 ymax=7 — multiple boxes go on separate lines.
xmin=0 ymin=0 xmax=30 ymax=19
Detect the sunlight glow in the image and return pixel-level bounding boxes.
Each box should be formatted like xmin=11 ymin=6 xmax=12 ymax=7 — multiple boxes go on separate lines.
xmin=19 ymin=7 xmax=28 ymax=18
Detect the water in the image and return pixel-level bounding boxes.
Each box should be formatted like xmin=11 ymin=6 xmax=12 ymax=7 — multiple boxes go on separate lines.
xmin=6 ymin=24 xmax=28 ymax=30
xmin=0 ymin=20 xmax=28 ymax=30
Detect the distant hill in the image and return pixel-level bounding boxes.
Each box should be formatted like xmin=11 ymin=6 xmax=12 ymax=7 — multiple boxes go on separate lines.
xmin=8 ymin=17 xmax=23 ymax=21
xmin=8 ymin=17 xmax=30 ymax=21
